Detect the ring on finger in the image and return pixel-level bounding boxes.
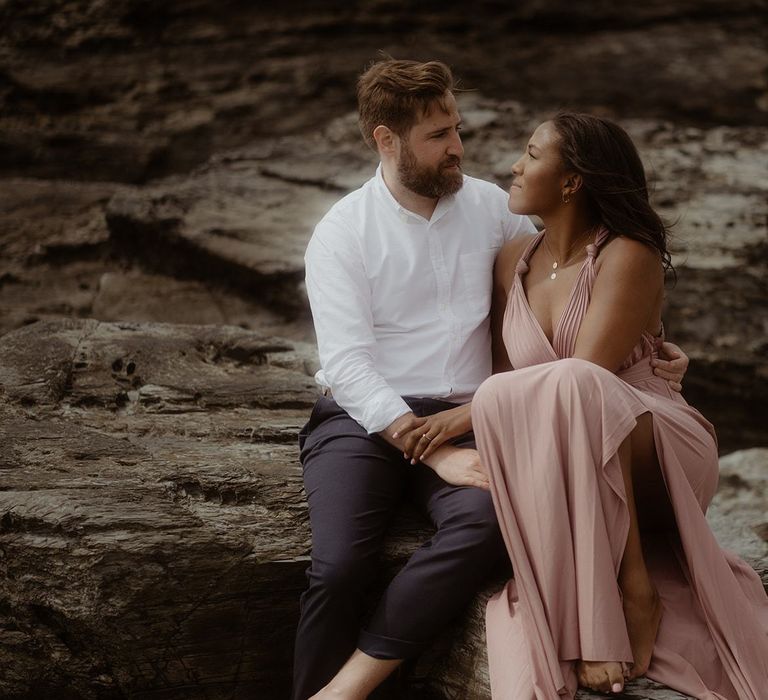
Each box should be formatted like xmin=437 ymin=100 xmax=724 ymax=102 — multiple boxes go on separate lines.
xmin=422 ymin=433 xmax=432 ymax=441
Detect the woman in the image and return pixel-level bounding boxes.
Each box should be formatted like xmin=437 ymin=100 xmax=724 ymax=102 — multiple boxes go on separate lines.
xmin=398 ymin=113 xmax=768 ymax=698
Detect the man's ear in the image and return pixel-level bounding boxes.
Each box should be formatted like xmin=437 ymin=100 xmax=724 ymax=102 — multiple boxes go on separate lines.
xmin=373 ymin=125 xmax=396 ymax=156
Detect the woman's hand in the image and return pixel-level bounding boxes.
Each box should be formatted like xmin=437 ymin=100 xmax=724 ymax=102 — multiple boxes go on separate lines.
xmin=652 ymin=341 xmax=689 ymax=392
xmin=393 ymin=404 xmax=473 ymax=464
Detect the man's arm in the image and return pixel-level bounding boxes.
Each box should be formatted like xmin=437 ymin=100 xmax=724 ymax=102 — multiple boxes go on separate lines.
xmin=306 ymin=220 xmax=489 ymax=489
xmin=305 ymin=222 xmax=411 ymax=433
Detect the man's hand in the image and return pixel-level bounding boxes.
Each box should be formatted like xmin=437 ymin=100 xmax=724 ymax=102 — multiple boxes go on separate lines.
xmin=425 ymin=446 xmax=489 ymax=490
xmin=393 ymin=404 xmax=472 ymax=464
xmin=652 ymin=341 xmax=689 ymax=393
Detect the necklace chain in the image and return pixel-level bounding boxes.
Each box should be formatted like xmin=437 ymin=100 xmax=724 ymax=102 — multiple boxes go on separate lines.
xmin=542 ymin=230 xmax=593 ymax=280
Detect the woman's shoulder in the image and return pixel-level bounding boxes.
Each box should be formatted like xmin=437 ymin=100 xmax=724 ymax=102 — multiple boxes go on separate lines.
xmin=597 ymin=234 xmax=664 ymax=284
xmin=494 ymin=233 xmax=537 ymax=289
xmin=496 ymin=233 xmax=538 ymax=270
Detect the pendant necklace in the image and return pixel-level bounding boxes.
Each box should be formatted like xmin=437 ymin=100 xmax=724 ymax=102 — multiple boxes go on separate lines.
xmin=542 ymin=230 xmax=592 ymax=280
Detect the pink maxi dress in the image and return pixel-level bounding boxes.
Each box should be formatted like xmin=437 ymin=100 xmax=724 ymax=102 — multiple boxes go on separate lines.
xmin=471 ymin=229 xmax=768 ymax=699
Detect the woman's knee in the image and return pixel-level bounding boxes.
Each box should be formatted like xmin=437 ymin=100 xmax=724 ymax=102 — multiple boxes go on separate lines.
xmin=551 ymin=357 xmax=603 ymax=380
xmin=473 ymin=372 xmax=516 ymax=417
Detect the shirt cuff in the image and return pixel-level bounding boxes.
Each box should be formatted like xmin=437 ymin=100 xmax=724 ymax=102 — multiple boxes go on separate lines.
xmin=362 ymin=395 xmax=412 ymax=435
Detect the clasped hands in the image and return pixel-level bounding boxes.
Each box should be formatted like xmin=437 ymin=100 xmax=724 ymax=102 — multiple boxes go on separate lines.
xmin=391 ymin=404 xmax=490 ymax=490
xmin=389 ymin=340 xmax=689 ymax=490
xmin=394 ymin=403 xmax=473 ymax=464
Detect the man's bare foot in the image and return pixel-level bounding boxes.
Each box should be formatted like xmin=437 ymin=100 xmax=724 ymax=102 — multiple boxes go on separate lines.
xmin=309 ymin=687 xmax=349 ymax=700
xmin=576 ymin=660 xmax=626 ymax=694
xmin=624 ymin=586 xmax=663 ymax=679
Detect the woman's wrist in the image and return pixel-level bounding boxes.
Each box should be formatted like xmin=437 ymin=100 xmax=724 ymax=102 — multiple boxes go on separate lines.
xmin=458 ymin=402 xmax=473 ymax=432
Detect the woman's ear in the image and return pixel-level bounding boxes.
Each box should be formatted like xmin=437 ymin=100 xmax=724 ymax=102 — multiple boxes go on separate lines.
xmin=373 ymin=125 xmax=396 ymax=156
xmin=564 ymin=173 xmax=583 ymax=196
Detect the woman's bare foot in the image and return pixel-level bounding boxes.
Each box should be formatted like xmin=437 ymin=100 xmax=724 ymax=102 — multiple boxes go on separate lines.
xmin=623 ymin=586 xmax=663 ymax=679
xmin=576 ymin=660 xmax=627 ymax=694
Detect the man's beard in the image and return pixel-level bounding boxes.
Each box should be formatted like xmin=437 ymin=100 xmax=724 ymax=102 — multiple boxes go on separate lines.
xmin=397 ymin=141 xmax=464 ymax=199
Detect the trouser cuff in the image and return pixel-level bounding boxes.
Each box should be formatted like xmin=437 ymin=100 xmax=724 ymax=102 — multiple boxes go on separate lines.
xmin=357 ymin=629 xmax=425 ymax=660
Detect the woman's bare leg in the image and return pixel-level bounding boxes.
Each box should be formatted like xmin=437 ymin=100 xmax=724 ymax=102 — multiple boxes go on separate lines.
xmin=577 ymin=413 xmax=666 ymax=692
xmin=620 ymin=412 xmax=666 ymax=679
xmin=308 ymin=650 xmax=401 ymax=700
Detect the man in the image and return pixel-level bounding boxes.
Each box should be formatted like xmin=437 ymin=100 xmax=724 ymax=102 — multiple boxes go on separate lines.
xmin=294 ymin=58 xmax=687 ymax=700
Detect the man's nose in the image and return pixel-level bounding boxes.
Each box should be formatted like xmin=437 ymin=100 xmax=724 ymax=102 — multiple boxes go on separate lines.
xmin=447 ymin=131 xmax=464 ymax=158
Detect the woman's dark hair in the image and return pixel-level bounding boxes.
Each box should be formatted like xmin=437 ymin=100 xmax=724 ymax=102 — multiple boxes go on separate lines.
xmin=551 ymin=111 xmax=674 ymax=279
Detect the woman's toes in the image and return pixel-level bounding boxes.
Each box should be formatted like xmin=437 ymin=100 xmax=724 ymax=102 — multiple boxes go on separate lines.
xmin=576 ymin=660 xmax=625 ymax=693
xmin=608 ymin=664 xmax=625 ymax=693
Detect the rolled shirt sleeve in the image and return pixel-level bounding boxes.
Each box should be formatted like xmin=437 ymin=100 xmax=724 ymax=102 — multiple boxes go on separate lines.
xmin=304 ymin=219 xmax=411 ymax=433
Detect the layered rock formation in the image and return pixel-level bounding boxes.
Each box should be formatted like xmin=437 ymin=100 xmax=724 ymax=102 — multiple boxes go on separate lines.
xmin=3 ymin=97 xmax=765 ymax=451
xmin=1 ymin=106 xmax=767 ymax=698
xmin=1 ymin=2 xmax=767 ymax=698
xmin=2 ymin=0 xmax=766 ymax=182
xmin=0 ymin=317 xmax=765 ymax=699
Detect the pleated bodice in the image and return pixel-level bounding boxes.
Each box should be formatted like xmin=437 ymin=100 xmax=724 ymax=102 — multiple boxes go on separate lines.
xmin=502 ymin=228 xmax=663 ymax=386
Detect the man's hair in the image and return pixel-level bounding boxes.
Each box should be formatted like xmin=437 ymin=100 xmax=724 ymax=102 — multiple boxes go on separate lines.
xmin=356 ymin=58 xmax=455 ymax=151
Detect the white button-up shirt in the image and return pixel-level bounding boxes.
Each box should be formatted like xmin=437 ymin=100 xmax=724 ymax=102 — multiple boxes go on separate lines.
xmin=304 ymin=165 xmax=536 ymax=433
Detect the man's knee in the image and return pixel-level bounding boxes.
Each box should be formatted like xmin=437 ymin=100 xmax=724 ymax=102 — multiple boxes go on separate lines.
xmin=441 ymin=490 xmax=503 ymax=552
xmin=307 ymin=553 xmax=375 ymax=598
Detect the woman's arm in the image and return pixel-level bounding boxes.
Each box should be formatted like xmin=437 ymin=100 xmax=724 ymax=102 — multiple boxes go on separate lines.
xmin=573 ymin=237 xmax=664 ymax=371
xmin=491 ymin=274 xmax=513 ymax=374
xmin=492 ymin=236 xmax=534 ymax=373
xmin=399 ymin=236 xmax=536 ymax=462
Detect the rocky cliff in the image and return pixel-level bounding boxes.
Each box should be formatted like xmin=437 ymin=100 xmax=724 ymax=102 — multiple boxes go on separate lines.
xmin=2 ymin=0 xmax=766 ymax=182
xmin=1 ymin=2 xmax=766 ymax=698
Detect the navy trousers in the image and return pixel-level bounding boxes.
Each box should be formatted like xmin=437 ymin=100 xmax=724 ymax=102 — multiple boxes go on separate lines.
xmin=291 ymin=396 xmax=508 ymax=700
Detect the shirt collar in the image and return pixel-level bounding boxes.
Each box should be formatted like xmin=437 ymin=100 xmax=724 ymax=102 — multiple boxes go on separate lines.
xmin=374 ymin=163 xmax=458 ymax=224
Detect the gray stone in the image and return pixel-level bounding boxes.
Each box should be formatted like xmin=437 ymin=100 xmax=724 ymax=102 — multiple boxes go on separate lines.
xmin=1 ymin=2 xmax=766 ymax=181
xmin=0 ymin=319 xmax=316 ymax=698
xmin=1 ymin=319 xmax=765 ymax=699
xmin=0 ymin=5 xmax=766 ymax=696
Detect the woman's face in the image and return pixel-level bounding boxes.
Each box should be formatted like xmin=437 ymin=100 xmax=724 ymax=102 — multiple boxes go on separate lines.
xmin=508 ymin=121 xmax=567 ymax=216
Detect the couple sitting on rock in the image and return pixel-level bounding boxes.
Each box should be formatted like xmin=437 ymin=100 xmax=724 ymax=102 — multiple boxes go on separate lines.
xmin=292 ymin=58 xmax=768 ymax=700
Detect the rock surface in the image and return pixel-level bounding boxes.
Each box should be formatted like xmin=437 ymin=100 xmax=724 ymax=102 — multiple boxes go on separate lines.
xmin=99 ymin=101 xmax=768 ymax=454
xmin=0 ymin=319 xmax=766 ymax=699
xmin=1 ymin=1 xmax=766 ymax=182
xmin=1 ymin=2 xmax=767 ymax=698
xmin=0 ymin=319 xmax=317 ymax=699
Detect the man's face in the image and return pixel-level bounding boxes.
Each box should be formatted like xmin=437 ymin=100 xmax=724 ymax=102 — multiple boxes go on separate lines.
xmin=396 ymin=91 xmax=464 ymax=199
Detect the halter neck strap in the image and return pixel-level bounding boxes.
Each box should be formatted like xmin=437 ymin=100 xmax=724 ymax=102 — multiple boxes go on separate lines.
xmin=516 ymin=226 xmax=611 ymax=275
